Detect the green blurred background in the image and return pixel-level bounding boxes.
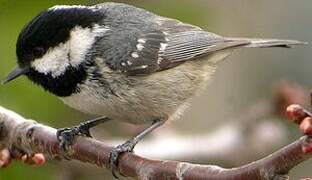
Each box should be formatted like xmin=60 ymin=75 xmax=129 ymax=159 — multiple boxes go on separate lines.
xmin=0 ymin=0 xmax=311 ymax=179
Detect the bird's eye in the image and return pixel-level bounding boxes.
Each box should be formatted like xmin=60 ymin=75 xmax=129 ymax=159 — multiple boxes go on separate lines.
xmin=33 ymin=47 xmax=45 ymax=57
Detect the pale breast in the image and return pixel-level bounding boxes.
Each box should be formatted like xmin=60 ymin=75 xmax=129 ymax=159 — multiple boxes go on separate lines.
xmin=61 ymin=52 xmax=230 ymax=124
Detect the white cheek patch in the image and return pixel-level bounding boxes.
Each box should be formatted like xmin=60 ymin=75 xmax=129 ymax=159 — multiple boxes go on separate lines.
xmin=31 ymin=43 xmax=70 ymax=77
xmin=31 ymin=24 xmax=109 ymax=78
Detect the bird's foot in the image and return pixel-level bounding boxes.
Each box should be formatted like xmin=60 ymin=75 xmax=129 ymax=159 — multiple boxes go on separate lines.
xmin=56 ymin=122 xmax=94 ymax=158
xmin=108 ymin=120 xmax=165 ymax=178
xmin=109 ymin=139 xmax=138 ymax=178
xmin=56 ymin=117 xmax=111 ymax=158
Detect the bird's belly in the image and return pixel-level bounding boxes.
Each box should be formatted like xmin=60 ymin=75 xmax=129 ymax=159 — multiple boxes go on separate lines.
xmin=61 ymin=92 xmax=161 ymax=124
xmin=61 ymin=52 xmax=229 ymax=124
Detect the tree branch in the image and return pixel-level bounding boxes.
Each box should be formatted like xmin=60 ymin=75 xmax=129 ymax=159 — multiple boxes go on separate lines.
xmin=0 ymin=106 xmax=311 ymax=180
xmin=112 ymin=101 xmax=287 ymax=163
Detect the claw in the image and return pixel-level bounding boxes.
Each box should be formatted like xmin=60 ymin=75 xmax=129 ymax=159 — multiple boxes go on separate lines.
xmin=56 ymin=128 xmax=77 ymax=159
xmin=56 ymin=117 xmax=111 ymax=158
xmin=109 ymin=146 xmax=124 ymax=179
xmin=56 ymin=126 xmax=92 ymax=158
xmin=109 ymin=139 xmax=137 ymax=178
xmin=107 ymin=120 xmax=165 ymax=178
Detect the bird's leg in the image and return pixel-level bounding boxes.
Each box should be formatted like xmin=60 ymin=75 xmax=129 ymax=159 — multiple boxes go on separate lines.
xmin=109 ymin=119 xmax=165 ymax=178
xmin=56 ymin=116 xmax=111 ymax=154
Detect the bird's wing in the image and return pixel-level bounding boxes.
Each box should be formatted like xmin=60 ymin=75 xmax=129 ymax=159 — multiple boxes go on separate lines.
xmin=95 ymin=3 xmax=304 ymax=76
xmin=97 ymin=19 xmax=248 ymax=76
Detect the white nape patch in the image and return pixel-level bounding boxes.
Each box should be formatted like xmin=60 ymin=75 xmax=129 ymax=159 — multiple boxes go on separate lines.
xmin=131 ymin=52 xmax=139 ymax=58
xmin=70 ymin=25 xmax=109 ymax=66
xmin=49 ymin=5 xmax=88 ymax=11
xmin=31 ymin=24 xmax=109 ymax=77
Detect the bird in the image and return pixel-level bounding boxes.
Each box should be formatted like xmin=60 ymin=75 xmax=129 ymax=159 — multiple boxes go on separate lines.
xmin=3 ymin=2 xmax=305 ymax=177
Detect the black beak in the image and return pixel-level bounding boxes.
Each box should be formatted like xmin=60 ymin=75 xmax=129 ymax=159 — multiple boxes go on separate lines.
xmin=2 ymin=66 xmax=30 ymax=85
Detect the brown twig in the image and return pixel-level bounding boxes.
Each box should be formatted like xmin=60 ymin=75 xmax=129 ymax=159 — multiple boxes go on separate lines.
xmin=0 ymin=106 xmax=311 ymax=180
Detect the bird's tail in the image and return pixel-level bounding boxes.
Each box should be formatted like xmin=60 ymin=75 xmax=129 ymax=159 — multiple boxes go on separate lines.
xmin=226 ymin=37 xmax=307 ymax=48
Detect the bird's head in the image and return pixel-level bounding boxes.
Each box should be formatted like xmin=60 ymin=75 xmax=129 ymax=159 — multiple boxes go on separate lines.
xmin=4 ymin=5 xmax=108 ymax=96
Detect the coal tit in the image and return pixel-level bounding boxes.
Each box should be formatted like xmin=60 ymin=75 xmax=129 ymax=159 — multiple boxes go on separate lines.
xmin=3 ymin=2 xmax=305 ymax=177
